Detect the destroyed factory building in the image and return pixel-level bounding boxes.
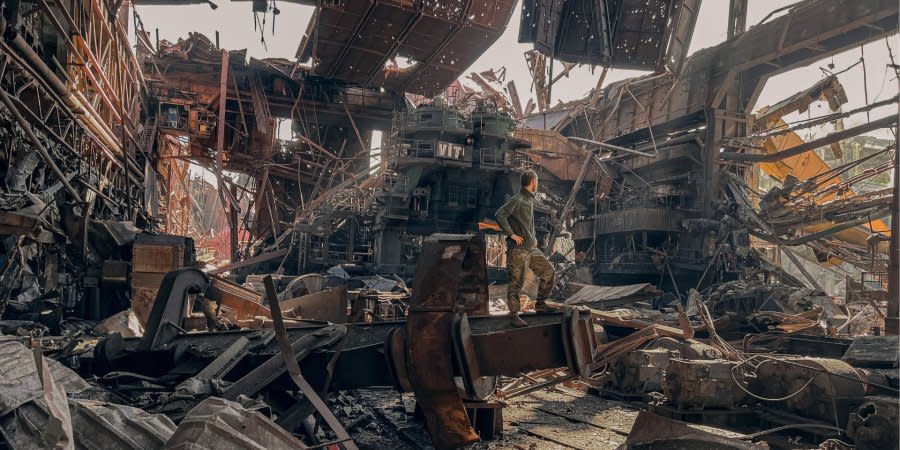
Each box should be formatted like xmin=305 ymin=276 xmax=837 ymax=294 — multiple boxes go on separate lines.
xmin=0 ymin=0 xmax=899 ymax=449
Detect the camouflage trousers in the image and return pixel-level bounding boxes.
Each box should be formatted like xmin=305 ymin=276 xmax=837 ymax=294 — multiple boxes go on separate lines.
xmin=507 ymin=247 xmax=555 ymax=314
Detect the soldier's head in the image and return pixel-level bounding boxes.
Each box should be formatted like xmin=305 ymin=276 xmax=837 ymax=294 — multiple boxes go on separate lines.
xmin=521 ymin=170 xmax=538 ymax=193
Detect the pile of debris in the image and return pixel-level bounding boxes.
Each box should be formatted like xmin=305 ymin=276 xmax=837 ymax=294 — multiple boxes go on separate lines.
xmin=3 ymin=231 xmax=895 ymax=449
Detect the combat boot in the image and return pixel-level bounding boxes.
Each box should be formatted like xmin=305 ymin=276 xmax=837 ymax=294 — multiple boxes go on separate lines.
xmin=534 ymin=301 xmax=555 ymax=313
xmin=508 ymin=313 xmax=527 ymax=328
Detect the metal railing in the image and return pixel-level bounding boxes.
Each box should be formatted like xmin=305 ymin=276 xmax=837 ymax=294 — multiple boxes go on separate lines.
xmin=479 ymin=147 xmax=507 ymax=167
xmin=513 ymin=151 xmax=537 ymax=170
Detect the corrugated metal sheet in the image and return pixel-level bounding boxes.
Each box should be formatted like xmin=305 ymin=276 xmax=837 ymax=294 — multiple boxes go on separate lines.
xmin=565 ymin=283 xmax=659 ymax=305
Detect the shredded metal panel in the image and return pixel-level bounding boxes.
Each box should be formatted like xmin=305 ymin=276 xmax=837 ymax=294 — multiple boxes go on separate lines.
xmin=298 ymin=0 xmax=517 ymax=96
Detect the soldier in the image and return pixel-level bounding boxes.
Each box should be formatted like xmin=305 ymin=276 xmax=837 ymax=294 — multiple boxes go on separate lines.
xmin=495 ymin=170 xmax=556 ymax=327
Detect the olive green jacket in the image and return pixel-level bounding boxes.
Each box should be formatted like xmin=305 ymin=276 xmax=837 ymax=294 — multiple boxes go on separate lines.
xmin=495 ymin=188 xmax=537 ymax=249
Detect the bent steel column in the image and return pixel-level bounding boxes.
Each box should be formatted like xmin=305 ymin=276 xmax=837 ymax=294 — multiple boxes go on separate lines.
xmin=405 ymin=234 xmax=487 ymax=449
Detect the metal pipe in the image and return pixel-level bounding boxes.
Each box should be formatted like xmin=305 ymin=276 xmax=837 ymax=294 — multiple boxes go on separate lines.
xmin=0 ymin=86 xmax=82 ymax=203
xmin=569 ymin=136 xmax=656 ymax=158
xmin=6 ymin=34 xmax=69 ymax=100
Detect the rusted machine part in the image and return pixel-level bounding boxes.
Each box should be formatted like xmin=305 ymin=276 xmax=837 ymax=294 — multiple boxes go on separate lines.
xmin=451 ymin=314 xmax=498 ymax=400
xmin=451 ymin=309 xmax=595 ymax=399
xmin=846 ymin=396 xmax=899 ymax=450
xmin=663 ymin=359 xmax=748 ymax=410
xmin=138 ymin=268 xmax=208 ymax=351
xmin=405 ymin=234 xmax=488 ymax=449
xmin=751 ymin=358 xmax=867 ymax=427
xmin=561 ymin=307 xmax=599 ymax=378
xmin=384 ymin=327 xmax=413 ymax=393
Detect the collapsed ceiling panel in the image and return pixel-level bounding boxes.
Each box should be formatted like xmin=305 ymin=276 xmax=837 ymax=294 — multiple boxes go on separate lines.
xmin=519 ymin=0 xmax=701 ymax=73
xmin=297 ymin=0 xmax=517 ymax=96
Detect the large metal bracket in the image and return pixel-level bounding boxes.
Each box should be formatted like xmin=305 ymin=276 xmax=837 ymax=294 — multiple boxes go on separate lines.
xmin=138 ymin=268 xmax=208 ymax=351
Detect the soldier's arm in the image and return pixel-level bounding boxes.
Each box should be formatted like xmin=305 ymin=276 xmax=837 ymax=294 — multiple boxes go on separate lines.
xmin=495 ymin=197 xmax=518 ymax=237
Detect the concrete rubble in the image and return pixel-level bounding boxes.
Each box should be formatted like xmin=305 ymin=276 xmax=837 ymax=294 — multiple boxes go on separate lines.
xmin=0 ymin=0 xmax=898 ymax=449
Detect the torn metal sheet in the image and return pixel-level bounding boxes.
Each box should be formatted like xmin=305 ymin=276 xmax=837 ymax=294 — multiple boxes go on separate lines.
xmin=93 ymin=309 xmax=144 ymax=337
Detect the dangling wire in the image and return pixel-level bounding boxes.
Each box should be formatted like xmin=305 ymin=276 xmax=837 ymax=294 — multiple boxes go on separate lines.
xmin=271 ymin=0 xmax=280 ymax=34
xmin=253 ymin=9 xmax=268 ymax=51
xmin=251 ymin=0 xmax=280 ymax=51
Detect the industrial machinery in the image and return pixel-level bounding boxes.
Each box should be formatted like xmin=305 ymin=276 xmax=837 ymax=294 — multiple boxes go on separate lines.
xmin=92 ymin=234 xmax=599 ymax=448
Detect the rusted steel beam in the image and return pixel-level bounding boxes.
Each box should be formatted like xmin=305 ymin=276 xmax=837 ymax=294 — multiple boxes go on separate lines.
xmin=263 ymin=276 xmax=358 ymax=450
xmin=213 ymin=49 xmax=240 ymax=262
xmin=727 ymin=0 xmax=748 ymax=39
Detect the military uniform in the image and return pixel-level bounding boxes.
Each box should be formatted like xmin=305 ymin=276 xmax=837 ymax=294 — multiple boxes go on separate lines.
xmin=495 ymin=188 xmax=555 ymax=314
